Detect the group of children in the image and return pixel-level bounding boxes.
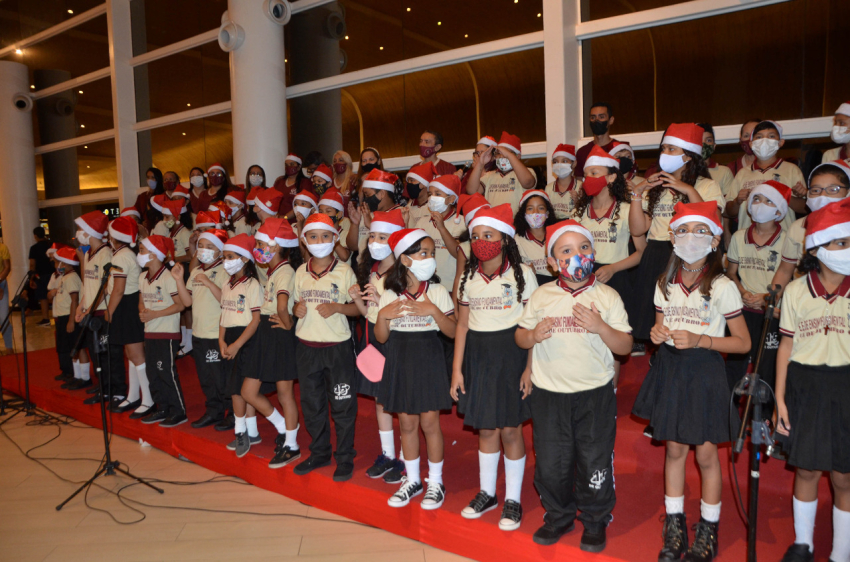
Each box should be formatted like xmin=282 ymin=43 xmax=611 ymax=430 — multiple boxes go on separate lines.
xmin=44 ymin=114 xmax=850 ymax=561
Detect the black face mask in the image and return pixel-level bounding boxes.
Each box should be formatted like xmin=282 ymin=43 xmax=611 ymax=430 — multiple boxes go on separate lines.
xmin=365 ymin=193 xmax=381 ymax=212
xmin=406 ymin=181 xmax=422 ymax=201
xmin=361 ymin=163 xmax=379 ymax=174
xmin=314 ymin=181 xmax=329 ymax=197
xmin=590 ymin=120 xmax=609 ymax=136
xmin=618 ymin=157 xmax=633 ymax=175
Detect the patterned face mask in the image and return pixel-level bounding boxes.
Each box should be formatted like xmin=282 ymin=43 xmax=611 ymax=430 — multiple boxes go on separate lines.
xmin=252 ymin=246 xmax=276 ymax=264
xmin=558 ymin=252 xmax=595 ymax=282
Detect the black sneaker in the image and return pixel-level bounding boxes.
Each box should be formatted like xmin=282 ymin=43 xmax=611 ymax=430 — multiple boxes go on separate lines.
xmin=55 ymin=372 xmax=73 ymax=381
xmin=580 ymin=524 xmax=607 ymax=553
xmin=684 ymin=518 xmax=718 ymax=561
xmin=233 ymin=432 xmax=251 ymax=458
xmin=498 ymin=500 xmax=522 ymax=531
xmin=532 ymin=520 xmax=574 ymax=546
xmin=63 ymin=378 xmax=89 ymax=390
xmin=366 ymin=454 xmax=395 ymax=479
xmin=644 ymin=425 xmax=655 ymax=439
xmin=631 ymin=342 xmax=646 ymax=356
xmin=37 ymin=319 xmax=51 ymax=327
xmin=659 ymin=513 xmax=688 ymax=561
xmin=461 ymin=491 xmax=498 ymax=519
xmin=293 ymin=455 xmax=331 ymax=475
xmin=214 ymin=413 xmax=235 ymax=431
xmin=190 ymin=413 xmax=218 ymax=429
xmin=268 ymin=436 xmax=301 ymax=469
xmin=383 ymin=459 xmax=405 ymax=484
xmin=420 ymin=479 xmax=445 ymax=510
xmin=160 ymin=413 xmax=188 ymax=428
xmin=333 ymin=462 xmax=354 ymax=482
xmin=780 ymin=544 xmax=814 ymax=562
xmin=141 ymin=410 xmax=168 ymax=425
xmin=387 ymin=477 xmax=423 ymax=507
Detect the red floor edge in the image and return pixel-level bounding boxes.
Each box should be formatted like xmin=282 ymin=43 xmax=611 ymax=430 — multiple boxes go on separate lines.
xmin=0 ymin=348 xmax=838 ymax=561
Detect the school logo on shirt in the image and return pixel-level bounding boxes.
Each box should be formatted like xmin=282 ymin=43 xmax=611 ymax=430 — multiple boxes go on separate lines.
xmin=154 ymin=287 xmax=163 ymax=303
xmin=765 ymin=332 xmax=779 ymax=350
xmin=209 ymin=271 xmax=217 ymax=281
xmin=767 ymin=250 xmax=779 ymax=270
xmin=608 ymin=221 xmax=618 ymax=244
xmin=206 ymin=349 xmax=220 ymax=362
xmin=330 ymin=283 xmax=340 ymax=303
xmin=333 ymin=383 xmax=351 ymax=400
xmin=501 ymin=284 xmax=513 ymax=309
xmin=700 ymin=296 xmax=712 ymax=327
xmin=237 ymin=295 xmax=246 ymax=313
xmin=589 ymin=469 xmax=608 ymax=490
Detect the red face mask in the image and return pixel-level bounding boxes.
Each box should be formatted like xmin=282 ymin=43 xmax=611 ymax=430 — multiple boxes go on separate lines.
xmin=209 ymin=175 xmax=224 ymax=187
xmin=419 ymin=145 xmax=436 ymax=159
xmin=285 ymin=165 xmax=300 ymax=177
xmin=740 ymin=140 xmax=754 ymax=156
xmin=471 ymin=239 xmax=502 ymax=262
xmin=163 ymin=180 xmax=177 ymax=191
xmin=333 ymin=163 xmax=347 ymax=175
xmin=582 ymin=175 xmax=608 ymax=197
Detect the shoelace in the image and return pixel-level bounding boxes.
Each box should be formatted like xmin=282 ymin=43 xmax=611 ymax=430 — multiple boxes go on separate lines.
xmin=660 ymin=515 xmax=685 ymax=552
xmin=394 ymin=477 xmax=418 ymax=498
xmin=502 ymin=500 xmax=521 ymax=520
xmin=423 ymin=479 xmax=442 ymax=501
xmin=468 ymin=491 xmax=492 ymax=511
xmin=689 ymin=522 xmax=716 ymax=556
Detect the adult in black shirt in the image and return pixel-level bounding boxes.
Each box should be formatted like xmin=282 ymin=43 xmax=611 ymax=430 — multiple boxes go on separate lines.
xmin=29 ymin=227 xmax=53 ymax=326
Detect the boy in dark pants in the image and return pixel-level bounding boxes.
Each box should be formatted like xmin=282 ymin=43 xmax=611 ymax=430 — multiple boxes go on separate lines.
xmin=49 ymin=248 xmax=82 ymax=382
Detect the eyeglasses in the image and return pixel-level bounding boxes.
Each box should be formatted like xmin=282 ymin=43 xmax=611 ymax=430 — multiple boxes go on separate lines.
xmin=673 ymin=228 xmax=711 ymax=238
xmin=808 ymin=185 xmax=844 ymax=196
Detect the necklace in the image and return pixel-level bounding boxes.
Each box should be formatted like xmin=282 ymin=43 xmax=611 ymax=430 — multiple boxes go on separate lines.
xmin=681 ymin=263 xmax=707 ymax=273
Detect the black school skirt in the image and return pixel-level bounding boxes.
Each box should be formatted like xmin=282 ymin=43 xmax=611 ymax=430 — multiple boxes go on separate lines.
xmin=378 ymin=331 xmax=452 ymax=415
xmin=355 ymin=320 xmax=386 ymax=398
xmin=632 ymin=344 xmax=740 ymax=445
xmin=223 ymin=325 xmax=259 ymax=396
xmin=458 ymin=327 xmax=530 ymax=430
xmin=627 ymin=240 xmax=672 ymax=340
xmin=109 ymin=292 xmax=145 ymax=345
xmin=256 ymin=315 xmax=297 ymax=382
xmin=785 ymin=361 xmax=850 ymax=473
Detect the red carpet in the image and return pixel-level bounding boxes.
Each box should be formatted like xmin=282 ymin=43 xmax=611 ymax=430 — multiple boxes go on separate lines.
xmin=0 ymin=348 xmax=838 ymax=561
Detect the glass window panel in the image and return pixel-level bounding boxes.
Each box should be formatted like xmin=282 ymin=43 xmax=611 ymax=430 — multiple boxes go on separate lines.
xmin=0 ymin=0 xmax=104 ymax=48
xmin=32 ymin=76 xmax=114 ymax=146
xmin=582 ymin=0 xmax=708 ymax=22
xmin=140 ymin=114 xmax=233 ymax=182
xmin=133 ymin=0 xmax=227 ymax=55
xmin=36 ymin=138 xmax=117 ymax=202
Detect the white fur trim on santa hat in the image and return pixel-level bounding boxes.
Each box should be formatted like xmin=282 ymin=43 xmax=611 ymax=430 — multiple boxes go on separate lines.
xmin=547 ymin=224 xmax=595 ymax=256
xmin=393 ymin=229 xmax=428 ymax=258
xmin=584 ymin=154 xmax=619 ymax=169
xmin=55 ymin=253 xmax=79 ymax=266
xmin=198 ymin=232 xmax=225 ymax=251
xmin=661 ymin=134 xmax=702 ymax=155
xmin=286 ymin=154 xmax=302 ymax=165
xmin=465 ymin=207 xmax=485 ymax=226
xmin=275 ymin=235 xmax=299 ymax=248
xmin=670 ymin=214 xmax=723 ymax=236
xmin=121 ymin=209 xmax=140 ymax=219
xmin=405 ymin=172 xmax=430 ymax=188
xmin=318 ymin=197 xmax=344 ymax=213
xmin=141 ymin=237 xmax=166 ymax=262
xmin=837 ymin=102 xmax=850 ymax=118
xmin=552 ymin=150 xmax=576 ymax=161
xmin=74 ymin=217 xmax=106 ymax=241
xmin=313 ymin=169 xmax=332 ymax=183
xmin=207 ymin=164 xmax=225 ymax=176
xmin=362 ymin=178 xmax=395 ymax=192
xmin=469 ymin=215 xmax=515 ymax=238
xmin=293 ymin=193 xmax=318 ymax=208
xmin=370 ymin=220 xmax=403 ymax=235
xmin=609 ymin=144 xmax=634 ymax=158
xmin=806 ymin=222 xmax=850 ymax=250
xmin=108 ymin=223 xmax=137 ymax=247
xmin=498 ymin=141 xmax=521 ymax=155
xmin=222 ymin=242 xmax=253 ymax=261
xmin=224 ymin=193 xmax=245 ymax=208
xmin=519 ymin=190 xmax=549 ymax=209
xmin=430 ymin=178 xmax=457 ymax=198
xmin=477 ymin=137 xmax=497 ymax=147
xmin=253 ymin=232 xmax=275 ymax=245
xmin=300 ymin=222 xmax=338 ymax=240
xmin=748 ymin=184 xmax=789 ymax=221
xmin=255 ymin=198 xmax=276 ymax=216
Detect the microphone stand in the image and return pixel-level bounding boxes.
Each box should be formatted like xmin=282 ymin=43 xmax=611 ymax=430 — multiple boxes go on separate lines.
xmin=733 ymin=285 xmax=779 ymax=562
xmin=57 ymin=263 xmax=163 ymax=510
xmin=0 ymin=271 xmax=39 ymax=416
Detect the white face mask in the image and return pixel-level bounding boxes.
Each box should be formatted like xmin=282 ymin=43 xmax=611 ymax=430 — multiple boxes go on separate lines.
xmin=302 ymin=168 xmax=313 ymax=178
xmin=249 ymin=174 xmax=263 ymax=187
xmin=190 ymin=176 xmax=205 ymax=188
xmin=816 ymin=247 xmax=850 ymax=275
xmin=831 ymin=125 xmax=850 ymax=145
xmin=673 ymin=233 xmax=714 ymax=264
xmin=223 ymin=258 xmax=244 ymax=276
xmin=136 ymin=253 xmax=152 ymax=268
xmin=407 ymin=257 xmax=437 ymax=281
xmin=368 ymin=242 xmax=392 ymax=261
xmin=294 ymin=205 xmax=313 ymax=218
xmin=76 ymin=231 xmax=90 ymax=246
xmin=749 ymin=202 xmax=780 ymax=224
xmin=147 ymin=179 xmax=157 ymax=190
xmin=552 ymin=163 xmax=573 ymax=179
xmin=307 ymin=242 xmax=335 ymax=259
xmin=751 ymin=138 xmax=780 ymax=160
xmin=197 ymin=248 xmax=218 ymax=264
xmin=659 ymin=153 xmax=687 ymax=173
xmin=164 ymin=218 xmax=176 ymax=229
xmin=496 ymin=158 xmax=512 ymax=173
xmin=428 ymin=195 xmax=448 ymax=213
xmin=806 ymin=195 xmax=841 ymax=213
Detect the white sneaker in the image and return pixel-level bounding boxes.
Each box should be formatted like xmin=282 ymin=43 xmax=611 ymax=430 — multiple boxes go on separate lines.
xmin=388 ymin=477 xmax=423 ymax=508
xmin=420 ymin=478 xmax=445 ymax=510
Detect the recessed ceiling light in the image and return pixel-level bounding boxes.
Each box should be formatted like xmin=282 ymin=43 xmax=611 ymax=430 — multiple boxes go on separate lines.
xmin=187 ymin=103 xmax=191 ymax=107
xmin=406 ymin=7 xmax=411 ymax=11
xmin=15 ymin=49 xmax=22 ymax=55
xmin=379 ymin=46 xmax=383 ymax=50
xmin=514 ymin=0 xmax=518 ymax=3
xmin=78 ymin=90 xmax=83 ymax=94
xmin=182 ymin=132 xmax=186 ymax=136
xmin=284 ymin=58 xmax=288 ymax=62
xmin=464 ymin=34 xmax=468 ymax=38
xmin=30 ymin=85 xmax=34 ymax=89
xmin=86 ymin=166 xmax=90 ymax=169
xmin=67 ymin=9 xmax=73 ymax=14
xmin=84 ymin=145 xmax=88 ymax=148
xmin=80 ymin=124 xmax=85 ymax=128
xmin=345 ymin=35 xmax=349 ymax=40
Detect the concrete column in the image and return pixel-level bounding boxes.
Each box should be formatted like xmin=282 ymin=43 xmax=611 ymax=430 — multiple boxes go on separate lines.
xmin=226 ymin=0 xmax=288 ymax=182
xmin=0 ymin=61 xmax=41 ymax=290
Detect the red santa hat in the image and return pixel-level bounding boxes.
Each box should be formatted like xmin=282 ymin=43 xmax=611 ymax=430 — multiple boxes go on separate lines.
xmin=222 ymin=233 xmax=256 ymax=262
xmin=225 ymin=190 xmax=246 ymax=208
xmin=431 ymin=174 xmax=461 ymax=199
xmin=608 ymin=141 xmax=634 ymax=159
xmin=460 ymin=193 xmax=490 ymax=224
xmin=519 ymin=189 xmax=550 ymax=209
xmin=498 ymin=131 xmax=521 ymax=156
xmin=805 ymin=197 xmax=850 ymax=250
xmin=120 ymin=207 xmax=140 ymax=220
xmin=46 ymin=242 xmax=71 ymax=258
xmin=255 ymin=189 xmax=283 ymax=215
xmin=406 ymin=162 xmax=435 ymax=187
xmin=108 ymin=216 xmax=139 ymax=247
xmin=209 ymin=201 xmax=231 ymax=225
xmin=142 ymin=234 xmax=175 ymax=265
xmin=552 ymin=144 xmax=576 ymax=161
xmin=584 ymin=145 xmax=619 ymax=170
xmin=206 ymin=163 xmax=226 ymax=177
xmin=469 ymin=203 xmax=516 ymax=238
xmin=312 ymin=164 xmax=333 ymax=183
xmin=246 ymin=185 xmax=265 ymax=206
xmin=388 ymin=228 xmax=429 ymax=258
xmin=198 ymin=228 xmax=228 ymax=251
xmin=318 ymin=187 xmax=345 ymax=213
xmin=195 ymin=211 xmax=221 ymax=230
xmin=285 ymin=153 xmax=302 ymax=165
xmin=662 ymin=123 xmax=705 ymax=154
xmin=172 ymin=185 xmax=190 ymax=199
xmin=546 ymin=219 xmax=595 ymax=256
xmin=747 ymin=180 xmax=793 ymax=221
xmin=370 ymin=209 xmax=405 ymax=235
xmin=274 ymin=221 xmax=299 ymax=248
xmin=836 ymin=102 xmax=850 ymax=118
xmin=808 ymin=159 xmax=850 ymax=187
xmin=150 ymin=193 xmax=168 ymax=213
xmin=161 ymin=199 xmax=186 ymax=217
xmin=75 ymin=211 xmax=108 ymax=241
xmin=670 ymin=201 xmax=723 ymax=236
xmin=293 ymin=190 xmax=319 ymax=210
xmin=254 ymin=217 xmax=287 ymax=245
xmin=477 ymin=135 xmax=497 ymax=148
xmin=362 ymin=169 xmax=398 ymax=192
xmin=300 ymin=213 xmax=338 ymax=241
xmin=55 ymin=247 xmax=79 ymax=266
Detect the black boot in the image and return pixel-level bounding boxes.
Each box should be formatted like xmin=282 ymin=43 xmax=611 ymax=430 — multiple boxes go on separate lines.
xmin=658 ymin=513 xmax=688 ymax=561
xmin=684 ymin=518 xmax=718 ymax=561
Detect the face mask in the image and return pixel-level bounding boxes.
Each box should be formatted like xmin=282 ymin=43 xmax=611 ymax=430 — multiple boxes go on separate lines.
xmin=831 ymin=125 xmax=850 ymax=145
xmin=419 ymin=146 xmax=436 ymax=159
xmin=285 ymin=165 xmax=299 ymax=177
xmin=252 ymin=245 xmax=276 ymax=264
xmin=223 ymin=258 xmax=244 ymax=276
xmin=249 ymin=174 xmax=263 ymax=187
xmin=76 ymin=231 xmax=90 ymax=246
xmin=302 ymin=168 xmax=313 ymax=178
xmin=525 ymin=213 xmax=547 ymax=229
xmin=164 ymin=180 xmax=177 ymax=191
xmin=406 ymin=182 xmax=422 ymax=200
xmin=552 ymin=163 xmax=573 ymax=179
xmin=294 ymin=205 xmax=312 ymax=218
xmin=659 ymin=153 xmax=687 ymax=174
xmin=583 ymin=175 xmax=608 ymax=197
xmin=136 ymin=253 xmax=152 ymax=268
xmin=361 ymin=163 xmax=378 ymax=174
xmin=190 ymin=176 xmax=205 ymax=188
xmin=749 ymin=202 xmax=779 ymax=224
xmin=164 ymin=218 xmax=176 ymax=229
xmin=816 ymin=247 xmax=850 ymax=275
xmin=806 ymin=195 xmax=844 ymax=213
xmin=307 ymin=242 xmax=335 ymax=259
xmin=701 ymin=143 xmax=716 ymax=161
xmin=197 ymin=248 xmax=217 ymax=264
xmin=589 ymin=120 xmax=609 ymax=136
xmin=365 ymin=193 xmax=381 ymax=212
xmin=407 ymin=257 xmax=437 ymax=281
xmin=147 ymin=179 xmax=157 ymax=190
xmin=496 ymin=158 xmax=512 ymax=173
xmin=428 ymin=195 xmax=448 ymax=213
xmin=333 ymin=163 xmax=348 ymax=175
xmin=209 ymin=175 xmax=224 ymax=187
xmin=368 ymin=242 xmax=392 ymax=261
xmin=471 ymin=239 xmax=502 ymax=262
xmin=673 ymin=233 xmax=714 ymax=264
xmin=56 ymin=266 xmax=66 ymax=274
xmin=618 ymin=157 xmax=633 ymax=176
xmin=751 ymin=138 xmax=780 ymax=160
xmin=314 ymin=182 xmax=329 ymax=198
xmin=558 ymin=253 xmax=595 ymax=283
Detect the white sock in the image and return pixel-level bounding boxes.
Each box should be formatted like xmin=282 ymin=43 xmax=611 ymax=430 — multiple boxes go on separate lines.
xmin=504 ymin=455 xmax=525 ymax=503
xmin=246 ymin=415 xmax=259 ymax=438
xmin=284 ymin=424 xmax=299 ymax=450
xmin=793 ymin=497 xmax=817 ymax=550
xmin=831 ymin=505 xmax=850 ymax=561
xmin=135 ymin=363 xmax=152 ymax=406
xmin=478 ymin=451 xmax=499 ymax=496
xmin=700 ymin=500 xmax=721 ymax=523
xmin=266 ymin=408 xmax=286 ymax=434
xmin=428 ymin=459 xmax=444 ymax=486
xmin=665 ymin=495 xmax=685 ymax=515
xmin=403 ymin=456 xmax=420 ymax=484
xmin=80 ymin=361 xmax=90 ymax=381
xmin=73 ymin=360 xmax=81 ymax=380
xmin=234 ymin=415 xmax=247 ymax=434
xmin=126 ymin=361 xmax=140 ymax=403
xmin=183 ymin=328 xmax=192 ymax=350
xmin=379 ymin=430 xmax=395 ymax=459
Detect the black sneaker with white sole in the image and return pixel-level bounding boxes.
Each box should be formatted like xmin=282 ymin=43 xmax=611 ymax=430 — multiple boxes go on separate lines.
xmin=159 ymin=413 xmax=188 ymax=428
xmin=631 ymin=342 xmax=646 ymax=356
xmin=420 ymin=479 xmax=445 ymax=510
xmin=268 ymin=436 xmax=301 ymax=469
xmin=461 ymin=491 xmax=498 ymax=519
xmin=383 ymin=459 xmax=405 ymax=484
xmin=498 ymin=500 xmax=523 ymax=531
xmin=388 ymin=477 xmax=423 ymax=507
xmin=141 ymin=410 xmax=168 ymax=425
xmin=779 ymin=543 xmax=814 ymax=562
xmin=366 ymin=454 xmax=395 ymax=479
